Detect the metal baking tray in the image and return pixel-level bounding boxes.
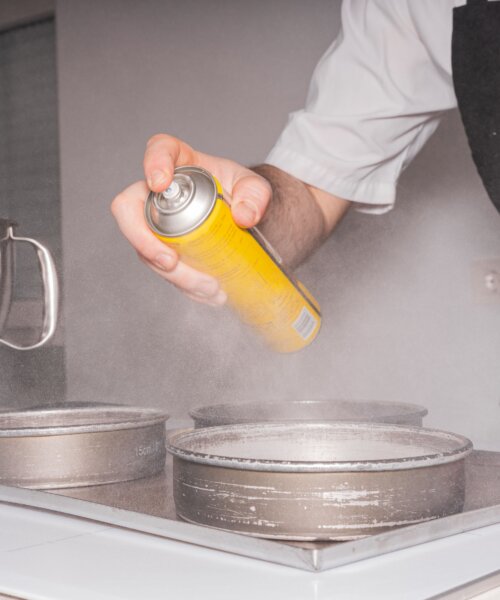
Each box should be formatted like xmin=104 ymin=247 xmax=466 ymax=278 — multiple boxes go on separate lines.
xmin=189 ymin=399 xmax=428 ymax=428
xmin=0 ymin=449 xmax=499 ymax=572
xmin=0 ymin=404 xmax=168 ymax=488
xmin=168 ymin=422 xmax=471 ymax=540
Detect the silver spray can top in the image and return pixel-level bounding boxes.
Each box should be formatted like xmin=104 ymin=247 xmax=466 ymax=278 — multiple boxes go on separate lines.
xmin=145 ymin=166 xmax=218 ymax=237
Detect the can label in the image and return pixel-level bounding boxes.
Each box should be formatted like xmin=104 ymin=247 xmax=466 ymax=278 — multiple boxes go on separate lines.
xmin=147 ymin=169 xmax=321 ymax=352
xmin=293 ymin=307 xmax=318 ymax=341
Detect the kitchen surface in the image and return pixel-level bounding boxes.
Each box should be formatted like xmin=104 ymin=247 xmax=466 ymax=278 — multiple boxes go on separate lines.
xmin=0 ymin=501 xmax=499 ymax=600
xmin=6 ymin=447 xmax=500 ymax=570
xmin=2 ymin=447 xmax=500 ymax=599
xmin=1 ymin=0 xmax=500 ymax=599
xmin=0 ymin=407 xmax=500 ymax=598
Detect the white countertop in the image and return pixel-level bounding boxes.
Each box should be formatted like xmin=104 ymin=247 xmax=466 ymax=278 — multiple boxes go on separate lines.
xmin=1 ymin=502 xmax=500 ymax=600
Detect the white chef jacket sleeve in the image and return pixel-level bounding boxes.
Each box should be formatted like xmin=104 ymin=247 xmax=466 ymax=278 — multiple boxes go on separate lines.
xmin=265 ymin=0 xmax=457 ymax=213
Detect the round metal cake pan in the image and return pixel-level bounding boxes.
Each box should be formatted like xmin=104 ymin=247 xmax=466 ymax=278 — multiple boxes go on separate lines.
xmin=189 ymin=399 xmax=428 ymax=428
xmin=0 ymin=405 xmax=169 ymax=489
xmin=167 ymin=422 xmax=472 ymax=541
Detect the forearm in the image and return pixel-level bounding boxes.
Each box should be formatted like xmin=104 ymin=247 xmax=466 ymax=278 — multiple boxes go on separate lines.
xmin=252 ymin=164 xmax=350 ymax=269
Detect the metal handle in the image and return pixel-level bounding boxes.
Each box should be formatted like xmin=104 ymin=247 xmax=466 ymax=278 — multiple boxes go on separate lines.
xmin=0 ymin=226 xmax=59 ymax=351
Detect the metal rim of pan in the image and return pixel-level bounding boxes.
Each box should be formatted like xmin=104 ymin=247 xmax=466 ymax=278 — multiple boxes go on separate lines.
xmin=0 ymin=406 xmax=169 ymax=437
xmin=167 ymin=421 xmax=473 ymax=473
xmin=188 ymin=399 xmax=429 ymax=424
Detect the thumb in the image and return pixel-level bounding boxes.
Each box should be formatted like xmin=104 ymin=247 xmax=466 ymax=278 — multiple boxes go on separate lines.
xmin=231 ymin=174 xmax=272 ymax=228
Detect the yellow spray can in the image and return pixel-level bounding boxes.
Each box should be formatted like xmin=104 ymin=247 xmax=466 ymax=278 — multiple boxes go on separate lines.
xmin=144 ymin=166 xmax=321 ymax=352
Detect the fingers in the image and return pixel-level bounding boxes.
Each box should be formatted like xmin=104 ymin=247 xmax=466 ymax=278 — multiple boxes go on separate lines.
xmin=230 ymin=173 xmax=272 ymax=228
xmin=138 ymin=255 xmax=227 ymax=306
xmin=111 ymin=180 xmax=227 ymax=306
xmin=143 ymin=134 xmax=272 ymax=231
xmin=143 ymin=134 xmax=272 ymax=229
xmin=144 ymin=134 xmax=197 ymax=192
xmin=118 ymin=134 xmax=272 ymax=311
xmin=111 ymin=181 xmax=178 ymax=268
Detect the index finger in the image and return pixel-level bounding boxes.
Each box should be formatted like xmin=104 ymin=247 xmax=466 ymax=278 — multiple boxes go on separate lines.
xmin=111 ymin=180 xmax=178 ymax=266
xmin=144 ymin=134 xmax=198 ymax=192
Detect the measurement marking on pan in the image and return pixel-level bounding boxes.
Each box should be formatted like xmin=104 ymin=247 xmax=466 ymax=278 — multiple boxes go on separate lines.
xmin=292 ymin=307 xmax=317 ymax=340
xmin=135 ymin=439 xmax=162 ymax=458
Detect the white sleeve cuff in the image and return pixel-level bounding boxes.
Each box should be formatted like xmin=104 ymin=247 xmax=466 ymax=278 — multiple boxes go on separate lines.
xmin=265 ymin=145 xmax=396 ymax=215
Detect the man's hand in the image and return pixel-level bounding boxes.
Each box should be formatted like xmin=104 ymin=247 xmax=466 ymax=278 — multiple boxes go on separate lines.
xmin=111 ymin=134 xmax=272 ymax=306
xmin=111 ymin=134 xmax=351 ymax=306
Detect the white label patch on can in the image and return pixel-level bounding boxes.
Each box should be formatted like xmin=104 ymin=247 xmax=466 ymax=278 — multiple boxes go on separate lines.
xmin=292 ymin=307 xmax=317 ymax=341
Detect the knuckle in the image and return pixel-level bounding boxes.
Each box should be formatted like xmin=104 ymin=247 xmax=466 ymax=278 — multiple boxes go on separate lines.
xmin=180 ymin=275 xmax=198 ymax=293
xmin=110 ymin=192 xmax=126 ymax=216
xmin=236 ymin=177 xmax=272 ymax=205
xmin=134 ymin=232 xmax=156 ymax=258
xmin=146 ymin=133 xmax=168 ymax=147
xmin=253 ymin=176 xmax=272 ymax=200
xmin=136 ymin=249 xmax=150 ymax=264
xmin=146 ymin=133 xmax=179 ymax=150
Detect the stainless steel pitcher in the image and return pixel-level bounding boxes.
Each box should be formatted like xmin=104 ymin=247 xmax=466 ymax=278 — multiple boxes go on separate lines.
xmin=0 ymin=219 xmax=58 ymax=350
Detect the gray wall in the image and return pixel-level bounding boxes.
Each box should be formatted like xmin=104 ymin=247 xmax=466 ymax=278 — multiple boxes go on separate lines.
xmin=56 ymin=0 xmax=500 ymax=448
xmin=0 ymin=0 xmax=54 ymax=31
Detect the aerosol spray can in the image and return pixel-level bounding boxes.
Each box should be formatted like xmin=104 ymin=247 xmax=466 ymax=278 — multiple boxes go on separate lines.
xmin=144 ymin=166 xmax=321 ymax=352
